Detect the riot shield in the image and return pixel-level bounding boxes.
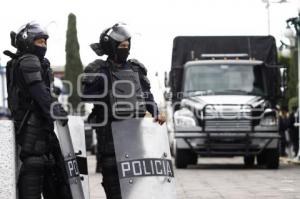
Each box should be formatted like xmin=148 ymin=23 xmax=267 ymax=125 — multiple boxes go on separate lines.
xmin=0 ymin=119 xmax=17 ymax=199
xmin=67 ymin=116 xmax=90 ymax=199
xmin=111 ymin=118 xmax=177 ymax=199
xmin=55 ymin=116 xmax=87 ymax=199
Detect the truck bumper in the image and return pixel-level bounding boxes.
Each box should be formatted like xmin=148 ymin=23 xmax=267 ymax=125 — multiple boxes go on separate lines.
xmin=175 ymin=131 xmax=280 ymax=156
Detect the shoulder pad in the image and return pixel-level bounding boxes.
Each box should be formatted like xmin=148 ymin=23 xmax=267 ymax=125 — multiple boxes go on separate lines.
xmin=128 ymin=59 xmax=147 ymax=75
xmin=84 ymin=59 xmax=107 ymax=73
xmin=19 ymin=54 xmax=41 ymax=72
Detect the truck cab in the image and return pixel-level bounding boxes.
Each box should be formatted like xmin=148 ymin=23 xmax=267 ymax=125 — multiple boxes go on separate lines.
xmin=167 ymin=36 xmax=282 ymax=169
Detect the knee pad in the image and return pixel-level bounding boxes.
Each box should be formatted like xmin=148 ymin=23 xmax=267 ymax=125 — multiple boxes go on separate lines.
xmin=101 ymin=156 xmax=118 ymax=170
xmin=98 ymin=137 xmax=115 ymax=155
xmin=21 ymin=156 xmax=46 ymax=175
xmin=18 ymin=156 xmax=46 ymax=199
xmin=20 ymin=126 xmax=48 ymax=157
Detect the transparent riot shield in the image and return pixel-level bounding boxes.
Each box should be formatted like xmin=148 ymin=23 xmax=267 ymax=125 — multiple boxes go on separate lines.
xmin=112 ymin=118 xmax=176 ymax=199
xmin=0 ymin=119 xmax=17 ymax=199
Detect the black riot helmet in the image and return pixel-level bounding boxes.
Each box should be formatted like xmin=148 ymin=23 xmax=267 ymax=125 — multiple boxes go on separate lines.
xmin=91 ymin=23 xmax=131 ymax=57
xmin=14 ymin=22 xmax=49 ymax=53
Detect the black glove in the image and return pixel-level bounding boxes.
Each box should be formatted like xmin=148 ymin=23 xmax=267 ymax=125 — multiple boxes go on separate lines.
xmin=52 ymin=103 xmax=68 ymax=126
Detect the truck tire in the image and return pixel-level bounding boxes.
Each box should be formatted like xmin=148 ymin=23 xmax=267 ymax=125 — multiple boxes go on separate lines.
xmin=189 ymin=152 xmax=198 ymax=165
xmin=257 ymin=151 xmax=266 ymax=166
xmin=175 ymin=149 xmax=190 ymax=169
xmin=265 ymin=148 xmax=280 ymax=169
xmin=244 ymin=155 xmax=255 ymax=167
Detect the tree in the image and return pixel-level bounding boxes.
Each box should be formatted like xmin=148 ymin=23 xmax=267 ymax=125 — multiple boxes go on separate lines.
xmin=279 ymin=54 xmax=292 ymax=108
xmin=64 ymin=13 xmax=84 ymax=115
xmin=279 ymin=47 xmax=298 ymax=111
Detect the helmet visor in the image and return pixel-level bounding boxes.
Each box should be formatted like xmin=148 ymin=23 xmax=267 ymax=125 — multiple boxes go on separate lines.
xmin=17 ymin=22 xmax=49 ymax=39
xmin=108 ymin=23 xmax=131 ymax=42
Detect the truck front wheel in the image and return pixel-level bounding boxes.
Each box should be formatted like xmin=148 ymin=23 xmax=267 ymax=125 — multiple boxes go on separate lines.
xmin=244 ymin=155 xmax=255 ymax=167
xmin=257 ymin=152 xmax=266 ymax=166
xmin=265 ymin=148 xmax=280 ymax=169
xmin=175 ymin=149 xmax=192 ymax=169
xmin=189 ymin=152 xmax=198 ymax=165
xmin=175 ymin=148 xmax=189 ymax=169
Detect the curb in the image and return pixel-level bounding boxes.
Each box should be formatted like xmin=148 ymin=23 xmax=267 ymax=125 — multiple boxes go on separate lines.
xmin=280 ymin=157 xmax=300 ymax=165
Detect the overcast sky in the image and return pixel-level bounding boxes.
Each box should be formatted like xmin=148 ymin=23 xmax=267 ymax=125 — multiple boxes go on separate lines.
xmin=0 ymin=0 xmax=299 ymax=70
xmin=0 ymin=0 xmax=299 ymax=103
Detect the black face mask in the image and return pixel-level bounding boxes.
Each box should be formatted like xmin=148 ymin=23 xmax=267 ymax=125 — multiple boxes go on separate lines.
xmin=33 ymin=46 xmax=47 ymax=59
xmin=115 ymin=48 xmax=129 ymax=64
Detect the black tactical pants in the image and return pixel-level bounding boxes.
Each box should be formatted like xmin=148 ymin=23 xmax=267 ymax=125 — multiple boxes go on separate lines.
xmin=279 ymin=130 xmax=287 ymax=156
xmin=97 ymin=124 xmax=122 ymax=199
xmin=17 ymin=117 xmax=72 ymax=199
xmin=290 ymin=127 xmax=299 ymax=156
xmin=96 ymin=128 xmax=102 ymax=172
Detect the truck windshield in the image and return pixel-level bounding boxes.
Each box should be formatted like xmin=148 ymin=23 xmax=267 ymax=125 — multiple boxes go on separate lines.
xmin=184 ymin=64 xmax=266 ymax=96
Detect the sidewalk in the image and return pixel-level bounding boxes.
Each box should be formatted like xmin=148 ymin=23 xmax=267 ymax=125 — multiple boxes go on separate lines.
xmin=87 ymin=155 xmax=106 ymax=199
xmin=280 ymin=156 xmax=300 ymax=165
xmin=86 ymin=154 xmax=300 ymax=199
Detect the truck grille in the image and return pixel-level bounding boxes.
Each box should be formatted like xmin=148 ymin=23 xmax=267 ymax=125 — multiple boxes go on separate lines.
xmin=204 ymin=105 xmax=252 ymax=132
xmin=205 ymin=120 xmax=251 ymax=131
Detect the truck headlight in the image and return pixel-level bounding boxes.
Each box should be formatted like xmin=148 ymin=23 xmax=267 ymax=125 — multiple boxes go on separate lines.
xmin=174 ymin=108 xmax=197 ymax=127
xmin=260 ymin=116 xmax=278 ymax=126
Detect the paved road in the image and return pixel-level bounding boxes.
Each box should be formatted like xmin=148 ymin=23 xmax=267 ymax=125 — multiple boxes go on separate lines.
xmin=88 ymin=156 xmax=300 ymax=199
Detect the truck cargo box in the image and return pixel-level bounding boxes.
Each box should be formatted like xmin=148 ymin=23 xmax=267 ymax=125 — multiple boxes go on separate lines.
xmin=170 ymin=36 xmax=280 ymax=102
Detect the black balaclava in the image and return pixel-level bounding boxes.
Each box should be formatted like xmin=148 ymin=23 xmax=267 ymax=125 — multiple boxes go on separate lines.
xmin=32 ymin=45 xmax=47 ymax=59
xmin=115 ymin=48 xmax=129 ymax=64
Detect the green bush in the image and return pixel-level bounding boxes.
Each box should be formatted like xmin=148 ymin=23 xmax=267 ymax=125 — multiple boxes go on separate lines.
xmin=288 ymin=97 xmax=298 ymax=112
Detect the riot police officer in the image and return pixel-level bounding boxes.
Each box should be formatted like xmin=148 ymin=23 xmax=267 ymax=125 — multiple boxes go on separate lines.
xmin=82 ymin=23 xmax=165 ymax=199
xmin=4 ymin=22 xmax=71 ymax=199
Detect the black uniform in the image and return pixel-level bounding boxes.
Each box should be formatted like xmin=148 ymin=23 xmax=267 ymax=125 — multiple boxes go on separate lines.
xmin=279 ymin=112 xmax=289 ymax=156
xmin=82 ymin=23 xmax=159 ymax=199
xmin=289 ymin=108 xmax=299 ymax=156
xmin=5 ymin=23 xmax=71 ymax=199
xmin=82 ymin=58 xmax=158 ymax=198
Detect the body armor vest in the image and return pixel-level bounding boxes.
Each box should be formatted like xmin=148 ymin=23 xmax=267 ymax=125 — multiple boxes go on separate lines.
xmin=110 ymin=67 xmax=146 ymax=118
xmin=7 ymin=56 xmax=52 ymax=120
